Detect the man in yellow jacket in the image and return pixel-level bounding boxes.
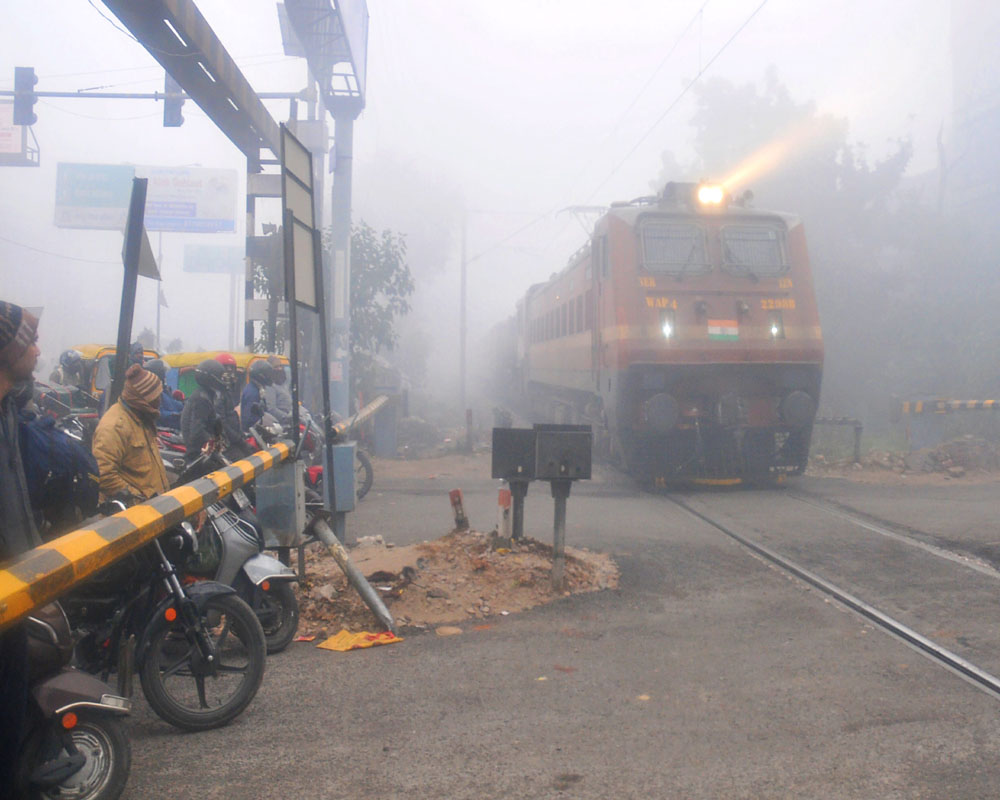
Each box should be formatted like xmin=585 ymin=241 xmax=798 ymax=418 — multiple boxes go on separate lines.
xmin=92 ymin=363 xmax=170 ymax=501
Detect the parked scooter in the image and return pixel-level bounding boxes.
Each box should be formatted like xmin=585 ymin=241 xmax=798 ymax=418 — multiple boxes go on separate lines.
xmin=175 ymin=442 xmax=300 ymax=653
xmin=64 ymin=505 xmax=267 ymax=732
xmin=15 ymin=602 xmax=131 ymax=800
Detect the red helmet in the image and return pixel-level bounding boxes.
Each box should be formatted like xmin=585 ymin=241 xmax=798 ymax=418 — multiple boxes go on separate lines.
xmin=215 ymin=352 xmax=237 ymax=367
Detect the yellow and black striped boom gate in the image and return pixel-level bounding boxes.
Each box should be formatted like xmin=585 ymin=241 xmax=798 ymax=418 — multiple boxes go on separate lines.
xmin=900 ymin=399 xmax=1000 ymax=415
xmin=0 ymin=443 xmax=290 ymax=633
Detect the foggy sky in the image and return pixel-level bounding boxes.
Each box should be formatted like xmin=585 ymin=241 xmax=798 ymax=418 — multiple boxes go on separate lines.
xmin=0 ymin=0 xmax=950 ymax=387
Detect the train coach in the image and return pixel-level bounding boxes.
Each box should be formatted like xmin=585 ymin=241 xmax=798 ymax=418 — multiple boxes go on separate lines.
xmin=511 ymin=181 xmax=823 ymax=483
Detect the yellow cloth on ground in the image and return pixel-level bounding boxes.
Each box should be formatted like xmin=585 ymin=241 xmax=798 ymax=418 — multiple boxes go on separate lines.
xmin=317 ymin=630 xmax=403 ymax=652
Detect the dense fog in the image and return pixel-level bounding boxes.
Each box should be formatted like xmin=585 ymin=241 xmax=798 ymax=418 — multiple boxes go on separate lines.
xmin=4 ymin=0 xmax=993 ymax=443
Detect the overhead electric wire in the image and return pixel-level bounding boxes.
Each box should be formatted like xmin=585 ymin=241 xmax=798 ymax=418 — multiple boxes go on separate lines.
xmin=37 ymin=100 xmax=161 ymax=121
xmin=599 ymin=0 xmax=711 ymax=144
xmin=585 ymin=0 xmax=771 ymax=203
xmin=469 ymin=0 xmax=767 ymax=266
xmin=0 ymin=235 xmax=119 ymax=265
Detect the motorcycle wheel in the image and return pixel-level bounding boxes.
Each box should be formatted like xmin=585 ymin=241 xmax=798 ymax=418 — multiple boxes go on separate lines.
xmin=35 ymin=713 xmax=131 ymax=800
xmin=241 ymin=576 xmax=299 ymax=654
xmin=139 ymin=593 xmax=266 ymax=732
xmin=355 ymin=449 xmax=374 ymax=500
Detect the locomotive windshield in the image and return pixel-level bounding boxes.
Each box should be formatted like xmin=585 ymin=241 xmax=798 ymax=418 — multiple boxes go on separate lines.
xmin=639 ymin=221 xmax=709 ymax=275
xmin=720 ymin=225 xmax=788 ymax=276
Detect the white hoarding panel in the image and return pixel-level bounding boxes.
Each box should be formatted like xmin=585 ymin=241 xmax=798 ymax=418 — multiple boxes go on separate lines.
xmin=54 ymin=163 xmax=238 ymax=232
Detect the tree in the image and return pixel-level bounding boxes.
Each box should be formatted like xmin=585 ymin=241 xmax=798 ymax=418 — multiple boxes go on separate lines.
xmin=346 ymin=221 xmax=415 ymax=398
xmin=166 ymin=338 xmax=184 ymax=353
xmin=136 ymin=327 xmax=156 ymax=350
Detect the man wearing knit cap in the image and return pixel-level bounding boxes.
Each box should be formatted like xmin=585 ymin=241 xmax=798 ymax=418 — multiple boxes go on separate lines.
xmin=0 ymin=300 xmax=42 ymax=799
xmin=91 ymin=363 xmax=170 ymax=502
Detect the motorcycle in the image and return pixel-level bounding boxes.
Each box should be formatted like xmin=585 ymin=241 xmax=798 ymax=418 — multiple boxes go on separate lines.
xmin=174 ymin=442 xmax=301 ymax=654
xmin=15 ymin=602 xmax=131 ymax=800
xmin=64 ymin=507 xmax=267 ymax=732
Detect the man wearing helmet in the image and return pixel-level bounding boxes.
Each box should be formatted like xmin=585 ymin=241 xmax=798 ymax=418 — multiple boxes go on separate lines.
xmin=144 ymin=358 xmax=183 ymax=429
xmin=263 ymin=355 xmax=293 ymax=425
xmin=180 ymin=358 xmax=250 ymax=463
xmin=215 ymin=351 xmax=239 ymax=408
xmin=49 ymin=349 xmax=87 ymax=392
xmin=241 ymin=359 xmax=272 ymax=432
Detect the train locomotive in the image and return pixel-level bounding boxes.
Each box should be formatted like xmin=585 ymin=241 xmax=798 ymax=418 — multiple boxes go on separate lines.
xmin=510 ymin=181 xmax=823 ymax=483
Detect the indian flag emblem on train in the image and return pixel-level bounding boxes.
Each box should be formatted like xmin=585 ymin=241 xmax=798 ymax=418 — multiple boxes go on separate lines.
xmin=707 ymin=319 xmax=739 ymax=340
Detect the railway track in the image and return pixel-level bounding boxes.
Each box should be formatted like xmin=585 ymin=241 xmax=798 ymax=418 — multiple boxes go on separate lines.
xmin=663 ymin=492 xmax=1000 ymax=702
xmin=787 ymin=491 xmax=1000 ymax=580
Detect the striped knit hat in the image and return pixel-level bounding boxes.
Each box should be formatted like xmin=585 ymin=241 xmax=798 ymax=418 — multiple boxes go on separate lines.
xmin=121 ymin=363 xmax=162 ymax=414
xmin=0 ymin=301 xmax=39 ymax=367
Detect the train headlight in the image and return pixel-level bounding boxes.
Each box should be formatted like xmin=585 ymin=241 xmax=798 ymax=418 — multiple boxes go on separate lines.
xmin=660 ymin=310 xmax=676 ymax=339
xmin=696 ymin=184 xmax=725 ymax=206
xmin=768 ymin=313 xmax=785 ymax=339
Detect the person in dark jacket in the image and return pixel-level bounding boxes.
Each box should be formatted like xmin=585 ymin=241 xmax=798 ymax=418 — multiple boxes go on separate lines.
xmin=0 ymin=300 xmax=41 ymax=799
xmin=240 ymin=359 xmax=272 ymax=433
xmin=180 ymin=359 xmax=249 ymax=463
xmin=144 ymin=358 xmax=183 ymax=429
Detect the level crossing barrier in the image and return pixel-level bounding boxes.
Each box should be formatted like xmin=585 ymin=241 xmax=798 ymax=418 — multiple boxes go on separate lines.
xmin=900 ymin=399 xmax=1000 ymax=415
xmin=0 ymin=443 xmax=290 ymax=633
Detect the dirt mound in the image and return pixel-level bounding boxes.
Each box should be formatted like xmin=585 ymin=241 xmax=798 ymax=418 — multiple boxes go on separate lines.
xmin=808 ymin=436 xmax=1000 ymax=484
xmin=297 ymin=530 xmax=619 ymax=636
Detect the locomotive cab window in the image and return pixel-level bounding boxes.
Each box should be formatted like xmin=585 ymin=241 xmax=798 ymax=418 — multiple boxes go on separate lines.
xmin=638 ymin=221 xmax=709 ymax=276
xmin=720 ymin=224 xmax=788 ymax=276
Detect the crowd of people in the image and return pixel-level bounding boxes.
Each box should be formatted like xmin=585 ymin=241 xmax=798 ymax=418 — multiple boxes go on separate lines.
xmin=0 ymin=299 xmax=294 ymax=798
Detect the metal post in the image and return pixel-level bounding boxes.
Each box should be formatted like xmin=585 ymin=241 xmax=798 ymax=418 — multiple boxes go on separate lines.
xmin=110 ymin=177 xmax=148 ymax=406
xmin=155 ymin=232 xmax=163 ymax=351
xmin=550 ymin=480 xmax=571 ymax=592
xmin=329 ymin=109 xmax=356 ymax=417
xmin=510 ymin=480 xmax=528 ymax=541
xmin=460 ymin=214 xmax=467 ymax=433
xmin=245 ymin=164 xmax=256 ymax=349
xmin=310 ymin=515 xmax=396 ymax=634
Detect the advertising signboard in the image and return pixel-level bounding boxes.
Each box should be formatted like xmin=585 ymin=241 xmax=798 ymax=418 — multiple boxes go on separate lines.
xmin=54 ymin=163 xmax=238 ymax=232
xmin=183 ymin=244 xmax=245 ymax=273
xmin=54 ymin=163 xmax=136 ymax=229
xmin=0 ymin=102 xmax=20 ymax=155
xmin=0 ymin=100 xmax=38 ymax=167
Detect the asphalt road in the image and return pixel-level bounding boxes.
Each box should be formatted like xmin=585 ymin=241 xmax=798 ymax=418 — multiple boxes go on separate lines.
xmin=121 ymin=458 xmax=1000 ymax=799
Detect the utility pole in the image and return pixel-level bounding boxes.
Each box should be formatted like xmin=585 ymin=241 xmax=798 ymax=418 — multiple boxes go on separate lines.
xmin=155 ymin=232 xmax=163 ymax=350
xmin=328 ymin=101 xmax=362 ymax=416
xmin=460 ymin=214 xmax=468 ymax=449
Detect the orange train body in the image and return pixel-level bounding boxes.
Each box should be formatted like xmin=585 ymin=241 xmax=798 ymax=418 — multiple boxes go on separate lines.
xmin=511 ymin=183 xmax=824 ymax=480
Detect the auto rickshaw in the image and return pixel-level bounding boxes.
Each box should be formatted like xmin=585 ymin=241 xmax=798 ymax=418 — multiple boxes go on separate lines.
xmin=67 ymin=343 xmax=161 ymax=405
xmin=162 ymin=351 xmax=290 ymax=400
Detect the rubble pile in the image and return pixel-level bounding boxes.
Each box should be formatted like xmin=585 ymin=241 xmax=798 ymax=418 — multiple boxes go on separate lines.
xmin=297 ymin=530 xmax=619 ymax=636
xmin=811 ymin=435 xmax=1000 ymax=479
xmin=396 ymin=416 xmax=445 ymax=458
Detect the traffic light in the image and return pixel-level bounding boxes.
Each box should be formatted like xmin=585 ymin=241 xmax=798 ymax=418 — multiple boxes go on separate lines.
xmin=163 ymin=73 xmax=184 ymax=127
xmin=13 ymin=66 xmax=37 ymax=126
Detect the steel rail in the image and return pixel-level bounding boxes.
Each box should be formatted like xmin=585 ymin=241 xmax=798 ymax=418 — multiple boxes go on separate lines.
xmin=788 ymin=492 xmax=1000 ymax=581
xmin=665 ymin=494 xmax=1000 ymax=702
